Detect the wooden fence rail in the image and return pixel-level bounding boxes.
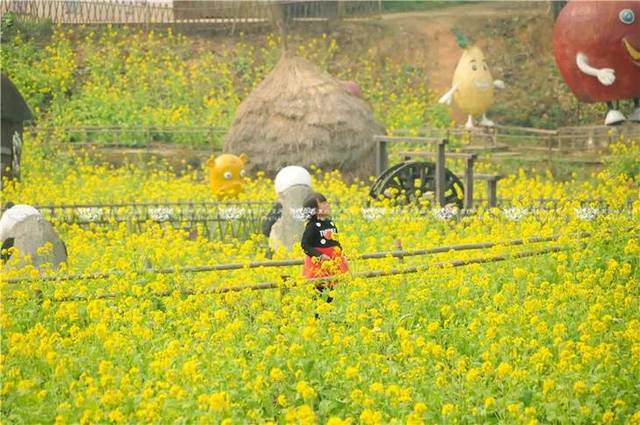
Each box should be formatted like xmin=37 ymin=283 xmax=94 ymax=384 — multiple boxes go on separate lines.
xmin=12 ymin=196 xmax=632 ymax=245
xmin=6 ymin=234 xmax=566 ymax=284
xmin=27 ymin=126 xmax=227 ymax=148
xmin=7 ymin=245 xmax=567 ymax=303
xmin=391 ymin=123 xmax=640 ymax=153
xmin=25 ymin=123 xmax=639 ymax=152
xmin=35 ymin=200 xmax=274 ymax=240
xmin=0 ymin=0 xmax=381 ymax=29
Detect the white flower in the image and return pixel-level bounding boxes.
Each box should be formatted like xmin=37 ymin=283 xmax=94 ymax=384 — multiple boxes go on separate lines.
xmin=361 ymin=207 xmax=387 ymax=221
xmin=77 ymin=207 xmax=102 ymax=222
xmin=219 ymin=207 xmax=245 ymax=220
xmin=574 ymin=207 xmax=599 ymax=221
xmin=148 ymin=207 xmax=173 ymax=222
xmin=291 ymin=207 xmax=316 ymax=221
xmin=432 ymin=206 xmax=456 ymax=220
xmin=503 ymin=207 xmax=529 ymax=222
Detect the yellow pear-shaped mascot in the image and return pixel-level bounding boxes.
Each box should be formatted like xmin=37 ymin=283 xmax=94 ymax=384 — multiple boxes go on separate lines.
xmin=439 ymin=32 xmax=505 ymax=129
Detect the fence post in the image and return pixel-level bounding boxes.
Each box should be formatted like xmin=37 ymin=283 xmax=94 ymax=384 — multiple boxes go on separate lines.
xmin=435 ymin=139 xmax=447 ymax=207
xmin=487 ymin=176 xmax=500 ymax=208
xmin=34 ymin=288 xmax=43 ymax=305
xmin=279 ymin=275 xmax=290 ymax=298
xmin=463 ymin=154 xmax=476 ymax=211
xmin=394 ymin=239 xmax=404 ymax=264
xmin=144 ymin=0 xmax=149 ymax=31
xmin=375 ymin=137 xmax=387 ymax=176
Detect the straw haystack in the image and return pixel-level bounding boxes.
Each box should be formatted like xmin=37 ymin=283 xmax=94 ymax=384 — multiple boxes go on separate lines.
xmin=223 ymin=53 xmax=385 ymax=178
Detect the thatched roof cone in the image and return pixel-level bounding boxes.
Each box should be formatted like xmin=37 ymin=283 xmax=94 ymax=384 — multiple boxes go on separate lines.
xmin=223 ymin=53 xmax=385 ymax=178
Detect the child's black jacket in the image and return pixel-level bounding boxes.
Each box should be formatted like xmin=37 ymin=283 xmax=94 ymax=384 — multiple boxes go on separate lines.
xmin=301 ymin=217 xmax=341 ymax=257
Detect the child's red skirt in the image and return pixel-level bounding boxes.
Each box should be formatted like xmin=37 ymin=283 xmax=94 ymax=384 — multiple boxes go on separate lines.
xmin=303 ymin=246 xmax=349 ymax=287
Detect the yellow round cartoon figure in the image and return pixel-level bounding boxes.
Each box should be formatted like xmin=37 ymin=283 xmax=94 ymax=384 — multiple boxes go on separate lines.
xmin=206 ymin=153 xmax=248 ymax=198
xmin=439 ymin=33 xmax=505 ymax=129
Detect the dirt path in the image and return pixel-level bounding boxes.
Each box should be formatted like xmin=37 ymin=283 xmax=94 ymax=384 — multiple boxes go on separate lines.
xmin=376 ymin=1 xmax=546 ymax=122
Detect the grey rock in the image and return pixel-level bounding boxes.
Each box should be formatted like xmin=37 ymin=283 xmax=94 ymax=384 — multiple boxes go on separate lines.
xmin=4 ymin=215 xmax=67 ymax=271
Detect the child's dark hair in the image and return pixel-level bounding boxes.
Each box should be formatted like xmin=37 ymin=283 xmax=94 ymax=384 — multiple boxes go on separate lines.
xmin=303 ymin=192 xmax=327 ymax=219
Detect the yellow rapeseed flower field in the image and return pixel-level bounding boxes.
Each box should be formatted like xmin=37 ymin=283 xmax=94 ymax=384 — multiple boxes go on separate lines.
xmin=1 ymin=25 xmax=639 ymax=425
xmin=1 ymin=133 xmax=639 ymax=423
xmin=1 ymin=27 xmax=449 ymax=138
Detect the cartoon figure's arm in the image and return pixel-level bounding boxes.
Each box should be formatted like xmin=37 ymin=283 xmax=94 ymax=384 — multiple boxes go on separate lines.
xmin=493 ymin=80 xmax=505 ymax=89
xmin=576 ymin=53 xmax=615 ymax=86
xmin=438 ymin=84 xmax=458 ymax=105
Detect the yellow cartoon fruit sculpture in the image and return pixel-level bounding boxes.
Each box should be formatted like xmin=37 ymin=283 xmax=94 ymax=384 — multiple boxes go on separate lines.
xmin=206 ymin=153 xmax=248 ymax=198
xmin=439 ymin=34 xmax=505 ymax=129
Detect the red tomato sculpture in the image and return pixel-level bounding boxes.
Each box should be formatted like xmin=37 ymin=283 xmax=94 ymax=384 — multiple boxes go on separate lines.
xmin=553 ymin=0 xmax=640 ymax=124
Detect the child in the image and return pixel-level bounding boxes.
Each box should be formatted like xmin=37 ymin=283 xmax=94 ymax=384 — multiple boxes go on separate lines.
xmin=300 ymin=192 xmax=348 ymax=295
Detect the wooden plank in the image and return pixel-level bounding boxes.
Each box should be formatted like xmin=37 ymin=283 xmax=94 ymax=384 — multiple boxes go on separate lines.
xmin=399 ymin=151 xmax=477 ymax=160
xmin=373 ymin=135 xmax=443 ymax=145
xmin=487 ymin=152 xmax=525 ymax=157
xmin=559 ymin=124 xmax=617 ymax=132
xmin=494 ymin=124 xmax=558 ymax=135
xmin=435 ymin=140 xmax=447 ymax=207
xmin=512 ymin=146 xmax=567 ymax=153
xmin=458 ymin=144 xmax=510 ymax=153
xmin=464 ymin=155 xmax=475 ymax=210
xmin=375 ymin=139 xmax=387 ymax=177
xmin=479 ymin=155 xmax=603 ymax=164
xmin=496 ymin=134 xmax=556 ymax=142
xmin=475 ymin=174 xmax=504 ymax=180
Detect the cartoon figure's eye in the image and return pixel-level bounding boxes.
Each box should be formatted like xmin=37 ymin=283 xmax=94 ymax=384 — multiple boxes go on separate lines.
xmin=240 ymin=169 xmax=246 ymax=177
xmin=472 ymin=65 xmax=478 ymax=71
xmin=483 ymin=64 xmax=487 ymax=71
xmin=223 ymin=171 xmax=233 ymax=180
xmin=619 ymin=9 xmax=635 ymax=24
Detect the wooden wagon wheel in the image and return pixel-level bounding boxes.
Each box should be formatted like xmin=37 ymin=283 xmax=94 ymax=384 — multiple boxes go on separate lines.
xmin=369 ymin=161 xmax=464 ymax=207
